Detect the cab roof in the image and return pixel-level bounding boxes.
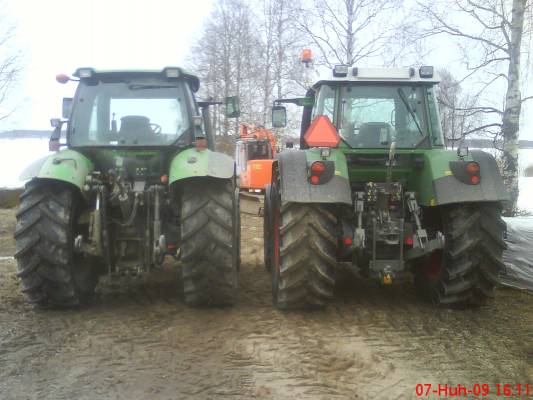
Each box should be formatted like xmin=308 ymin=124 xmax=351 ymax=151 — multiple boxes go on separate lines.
xmin=72 ymin=67 xmax=200 ymax=92
xmin=313 ymin=66 xmax=440 ymax=89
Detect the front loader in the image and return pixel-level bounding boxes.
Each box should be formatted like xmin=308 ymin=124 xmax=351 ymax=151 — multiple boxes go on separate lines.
xmin=264 ymin=65 xmax=508 ymax=309
xmin=15 ymin=67 xmax=240 ymax=308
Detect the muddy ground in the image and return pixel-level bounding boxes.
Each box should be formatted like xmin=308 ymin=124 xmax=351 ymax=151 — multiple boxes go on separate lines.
xmin=0 ymin=208 xmax=532 ymax=399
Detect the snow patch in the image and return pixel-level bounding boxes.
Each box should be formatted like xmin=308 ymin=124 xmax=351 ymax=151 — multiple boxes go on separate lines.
xmin=0 ymin=138 xmax=51 ymax=189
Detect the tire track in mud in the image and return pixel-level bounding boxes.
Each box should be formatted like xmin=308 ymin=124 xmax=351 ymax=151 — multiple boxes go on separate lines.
xmin=0 ymin=211 xmax=532 ymax=399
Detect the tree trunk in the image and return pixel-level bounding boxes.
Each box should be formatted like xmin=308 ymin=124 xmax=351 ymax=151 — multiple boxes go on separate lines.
xmin=345 ymin=0 xmax=355 ymax=64
xmin=501 ymin=0 xmax=525 ymax=216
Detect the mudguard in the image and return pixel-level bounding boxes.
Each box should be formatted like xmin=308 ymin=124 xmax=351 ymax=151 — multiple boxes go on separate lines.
xmin=19 ymin=149 xmax=94 ymax=193
xmin=169 ymin=148 xmax=235 ymax=184
xmin=432 ymin=150 xmax=509 ymax=206
xmin=277 ymin=149 xmax=352 ymax=205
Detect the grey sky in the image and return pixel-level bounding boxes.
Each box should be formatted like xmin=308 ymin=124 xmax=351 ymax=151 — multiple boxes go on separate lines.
xmin=0 ymin=0 xmax=212 ymax=130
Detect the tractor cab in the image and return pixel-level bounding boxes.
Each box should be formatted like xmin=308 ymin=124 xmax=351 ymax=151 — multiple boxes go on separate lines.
xmin=57 ymin=67 xmax=202 ymax=149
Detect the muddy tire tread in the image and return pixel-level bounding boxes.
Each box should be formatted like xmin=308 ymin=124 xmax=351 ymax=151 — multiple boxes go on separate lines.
xmin=14 ymin=181 xmax=96 ymax=307
xmin=415 ymin=203 xmax=506 ymax=306
xmin=180 ymin=180 xmax=238 ymax=306
xmin=276 ymin=202 xmax=337 ymax=309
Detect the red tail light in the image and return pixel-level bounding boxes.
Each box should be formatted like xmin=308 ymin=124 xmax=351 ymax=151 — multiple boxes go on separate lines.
xmin=310 ymin=161 xmax=326 ymax=175
xmin=195 ymin=138 xmax=208 ymax=152
xmin=466 ymin=162 xmax=480 ymax=174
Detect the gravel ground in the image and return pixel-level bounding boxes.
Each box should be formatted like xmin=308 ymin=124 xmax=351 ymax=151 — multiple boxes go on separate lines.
xmin=0 ymin=208 xmax=532 ymax=399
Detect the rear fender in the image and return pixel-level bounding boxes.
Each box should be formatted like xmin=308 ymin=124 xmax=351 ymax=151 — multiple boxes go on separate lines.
xmin=169 ymin=148 xmax=235 ymax=184
xmin=277 ymin=149 xmax=351 ymax=205
xmin=19 ymin=149 xmax=94 ymax=196
xmin=430 ymin=150 xmax=509 ymax=206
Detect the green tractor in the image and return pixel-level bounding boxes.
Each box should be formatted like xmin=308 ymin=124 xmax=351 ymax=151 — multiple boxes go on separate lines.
xmin=15 ymin=67 xmax=240 ymax=308
xmin=265 ymin=65 xmax=508 ymax=309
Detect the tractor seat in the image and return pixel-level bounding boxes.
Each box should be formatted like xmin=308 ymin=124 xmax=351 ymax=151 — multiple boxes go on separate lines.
xmin=356 ymin=122 xmax=392 ymax=148
xmin=119 ymin=115 xmax=153 ymax=143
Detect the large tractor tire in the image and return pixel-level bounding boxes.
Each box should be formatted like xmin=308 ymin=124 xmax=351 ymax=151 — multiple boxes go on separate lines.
xmin=180 ymin=179 xmax=239 ymax=306
xmin=269 ymin=186 xmax=337 ymax=309
xmin=14 ymin=181 xmax=98 ymax=308
xmin=414 ymin=203 xmax=506 ymax=307
xmin=263 ymin=184 xmax=273 ymax=272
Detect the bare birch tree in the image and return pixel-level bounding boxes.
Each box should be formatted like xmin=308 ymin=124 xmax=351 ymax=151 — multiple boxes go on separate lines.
xmin=416 ymin=0 xmax=532 ymax=215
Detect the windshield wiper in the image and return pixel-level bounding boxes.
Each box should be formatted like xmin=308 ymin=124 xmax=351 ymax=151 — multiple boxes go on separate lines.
xmin=397 ymin=88 xmax=424 ymax=137
xmin=128 ymin=84 xmax=176 ymax=90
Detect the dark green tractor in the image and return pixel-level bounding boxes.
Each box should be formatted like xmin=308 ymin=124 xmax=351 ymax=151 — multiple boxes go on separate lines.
xmin=264 ymin=65 xmax=508 ymax=309
xmin=15 ymin=67 xmax=240 ymax=308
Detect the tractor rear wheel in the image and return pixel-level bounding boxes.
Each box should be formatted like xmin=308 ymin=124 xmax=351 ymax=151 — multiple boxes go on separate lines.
xmin=263 ymin=184 xmax=273 ymax=272
xmin=271 ymin=196 xmax=337 ymax=309
xmin=180 ymin=179 xmax=239 ymax=306
xmin=14 ymin=181 xmax=98 ymax=308
xmin=414 ymin=203 xmax=506 ymax=306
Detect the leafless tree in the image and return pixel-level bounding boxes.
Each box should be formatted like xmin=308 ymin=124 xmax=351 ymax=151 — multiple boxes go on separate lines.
xmin=294 ymin=0 xmax=406 ymax=67
xmin=259 ymin=0 xmax=307 ymax=124
xmin=189 ymin=0 xmax=261 ymax=136
xmin=0 ymin=9 xmax=21 ymax=122
xmin=416 ymin=0 xmax=532 ymax=215
xmin=437 ymin=69 xmax=491 ymax=148
xmin=189 ymin=0 xmax=308 ymax=138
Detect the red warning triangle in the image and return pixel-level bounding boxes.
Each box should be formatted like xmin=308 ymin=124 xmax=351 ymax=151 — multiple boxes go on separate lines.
xmin=304 ymin=115 xmax=341 ymax=148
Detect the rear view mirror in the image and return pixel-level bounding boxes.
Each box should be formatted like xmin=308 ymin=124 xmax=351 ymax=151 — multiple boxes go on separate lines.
xmin=62 ymin=98 xmax=73 ymax=119
xmin=457 ymin=144 xmax=469 ymax=158
xmin=272 ymin=106 xmax=287 ymax=128
xmin=225 ymin=96 xmax=240 ymax=118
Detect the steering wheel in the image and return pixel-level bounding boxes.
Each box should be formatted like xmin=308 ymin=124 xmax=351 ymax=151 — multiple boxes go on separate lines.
xmin=150 ymin=123 xmax=162 ymax=135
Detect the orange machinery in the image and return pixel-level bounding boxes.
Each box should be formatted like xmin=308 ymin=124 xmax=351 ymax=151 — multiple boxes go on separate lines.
xmin=236 ymin=124 xmax=277 ymax=192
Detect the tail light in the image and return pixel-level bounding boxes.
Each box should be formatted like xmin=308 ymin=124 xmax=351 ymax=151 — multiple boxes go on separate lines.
xmin=466 ymin=162 xmax=480 ymax=174
xmin=449 ymin=161 xmax=481 ymax=185
xmin=310 ymin=161 xmax=326 ymax=175
xmin=466 ymin=162 xmax=480 ymax=185
xmin=308 ymin=160 xmax=334 ymax=185
xmin=195 ymin=138 xmax=208 ymax=152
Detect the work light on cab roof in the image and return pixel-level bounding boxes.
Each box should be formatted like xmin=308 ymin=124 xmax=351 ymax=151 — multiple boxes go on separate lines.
xmin=331 ymin=64 xmax=435 ymax=79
